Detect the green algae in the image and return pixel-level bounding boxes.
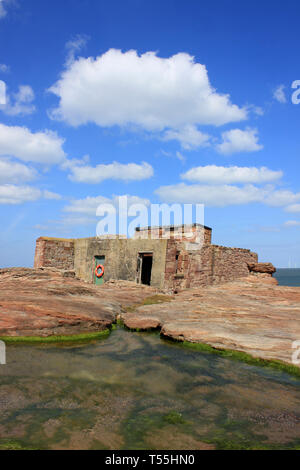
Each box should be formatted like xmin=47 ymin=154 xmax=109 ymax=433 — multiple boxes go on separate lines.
xmin=175 ymin=339 xmax=300 ymax=379
xmin=0 ymin=327 xmax=300 ymax=450
xmin=1 ymin=322 xmax=300 ymax=380
xmin=0 ymin=439 xmax=37 ymax=450
xmin=0 ymin=329 xmax=111 ymax=344
xmin=163 ymin=411 xmax=188 ymax=425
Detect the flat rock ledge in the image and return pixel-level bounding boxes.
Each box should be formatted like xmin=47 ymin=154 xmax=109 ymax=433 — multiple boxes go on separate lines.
xmin=0 ymin=268 xmax=156 ymax=337
xmin=122 ymin=273 xmax=300 ymax=367
xmin=1 ymin=268 xmax=300 ymax=371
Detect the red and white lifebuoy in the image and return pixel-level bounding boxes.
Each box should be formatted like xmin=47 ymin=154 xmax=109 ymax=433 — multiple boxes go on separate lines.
xmin=95 ymin=264 xmax=104 ymax=278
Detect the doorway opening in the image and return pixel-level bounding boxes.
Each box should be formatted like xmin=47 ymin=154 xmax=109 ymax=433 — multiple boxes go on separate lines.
xmin=137 ymin=253 xmax=153 ymax=286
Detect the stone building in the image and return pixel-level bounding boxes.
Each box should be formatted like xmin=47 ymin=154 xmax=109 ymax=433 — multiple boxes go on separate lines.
xmin=34 ymin=224 xmax=259 ymax=291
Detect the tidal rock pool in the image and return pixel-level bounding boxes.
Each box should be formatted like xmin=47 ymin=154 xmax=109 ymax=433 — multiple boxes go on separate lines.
xmin=0 ymin=328 xmax=299 ymax=450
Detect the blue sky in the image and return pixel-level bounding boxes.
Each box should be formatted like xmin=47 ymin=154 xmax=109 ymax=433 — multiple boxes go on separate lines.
xmin=0 ymin=0 xmax=300 ymax=268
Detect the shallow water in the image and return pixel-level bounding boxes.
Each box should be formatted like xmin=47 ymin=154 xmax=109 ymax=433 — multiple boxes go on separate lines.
xmin=0 ymin=328 xmax=299 ymax=450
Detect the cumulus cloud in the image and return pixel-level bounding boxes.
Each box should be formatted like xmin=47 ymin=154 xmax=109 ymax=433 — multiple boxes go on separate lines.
xmin=0 ymin=123 xmax=66 ymax=164
xmin=0 ymin=157 xmax=37 ymax=184
xmin=273 ymin=85 xmax=287 ymax=104
xmin=162 ymin=124 xmax=211 ymax=150
xmin=285 ymin=203 xmax=300 ymax=213
xmin=216 ymin=128 xmax=263 ymax=155
xmin=181 ymin=165 xmax=283 ymax=184
xmin=49 ymin=49 xmax=247 ymax=134
xmin=68 ymin=161 xmax=154 ymax=184
xmin=155 ymin=182 xmax=300 ymax=208
xmin=64 ymin=194 xmax=150 ymax=215
xmin=155 ymin=183 xmax=268 ymax=207
xmin=265 ymin=190 xmax=300 ymax=207
xmin=2 ymin=85 xmax=36 ymax=116
xmin=0 ymin=185 xmax=60 ymax=205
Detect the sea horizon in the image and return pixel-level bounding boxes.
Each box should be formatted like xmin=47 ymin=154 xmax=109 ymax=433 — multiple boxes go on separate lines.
xmin=274 ymin=268 xmax=300 ymax=287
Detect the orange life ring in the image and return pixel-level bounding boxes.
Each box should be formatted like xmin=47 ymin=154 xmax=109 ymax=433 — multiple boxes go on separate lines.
xmin=95 ymin=264 xmax=104 ymax=278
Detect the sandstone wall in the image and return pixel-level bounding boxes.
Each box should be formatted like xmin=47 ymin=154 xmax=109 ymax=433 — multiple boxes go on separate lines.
xmin=34 ymin=235 xmax=258 ymax=291
xmin=163 ymin=241 xmax=258 ymax=292
xmin=34 ymin=237 xmax=75 ymax=270
xmin=210 ymin=245 xmax=258 ymax=284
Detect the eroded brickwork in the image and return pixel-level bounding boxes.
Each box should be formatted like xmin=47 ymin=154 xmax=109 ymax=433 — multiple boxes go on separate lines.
xmin=34 ymin=237 xmax=75 ymax=270
xmin=163 ymin=241 xmax=258 ymax=292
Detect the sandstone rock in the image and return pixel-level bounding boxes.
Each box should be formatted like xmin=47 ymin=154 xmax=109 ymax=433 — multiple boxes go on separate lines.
xmin=123 ymin=315 xmax=161 ymax=330
xmin=0 ymin=268 xmax=157 ymax=337
xmin=247 ymin=262 xmax=276 ymax=274
xmin=1 ymin=268 xmax=300 ymax=370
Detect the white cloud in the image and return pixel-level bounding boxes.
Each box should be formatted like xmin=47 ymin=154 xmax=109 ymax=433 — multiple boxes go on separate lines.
xmin=176 ymin=151 xmax=186 ymax=163
xmin=65 ymin=34 xmax=90 ymax=67
xmin=0 ymin=157 xmax=37 ymax=184
xmin=285 ymin=203 xmax=300 ymax=213
xmin=0 ymin=123 xmax=66 ymax=164
xmin=0 ymin=63 xmax=9 ymax=73
xmin=181 ymin=165 xmax=283 ymax=184
xmin=273 ymin=85 xmax=287 ymax=104
xmin=49 ymin=49 xmax=247 ymax=132
xmin=0 ymin=0 xmax=8 ymax=18
xmin=162 ymin=124 xmax=210 ymax=150
xmin=265 ymin=190 xmax=300 ymax=207
xmin=155 ymin=182 xmax=300 ymax=208
xmin=0 ymin=184 xmax=61 ymax=205
xmin=64 ymin=194 xmax=150 ymax=215
xmin=60 ymin=154 xmax=90 ymax=171
xmin=2 ymin=85 xmax=36 ymax=116
xmin=68 ymin=161 xmax=154 ymax=184
xmin=160 ymin=149 xmax=186 ymax=162
xmin=43 ymin=190 xmax=62 ymax=200
xmin=155 ymin=183 xmax=268 ymax=207
xmin=216 ymin=128 xmax=263 ymax=155
xmin=284 ymin=220 xmax=300 ymax=227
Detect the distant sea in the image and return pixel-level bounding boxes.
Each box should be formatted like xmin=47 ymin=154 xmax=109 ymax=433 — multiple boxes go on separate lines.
xmin=274 ymin=268 xmax=300 ymax=287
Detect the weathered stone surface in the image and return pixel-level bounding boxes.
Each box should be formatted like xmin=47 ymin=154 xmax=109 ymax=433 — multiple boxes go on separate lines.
xmin=248 ymin=262 xmax=276 ymax=274
xmin=122 ymin=275 xmax=300 ymax=366
xmin=0 ymin=268 xmax=156 ymax=337
xmin=123 ymin=315 xmax=161 ymax=330
xmin=1 ymin=268 xmax=299 ymax=369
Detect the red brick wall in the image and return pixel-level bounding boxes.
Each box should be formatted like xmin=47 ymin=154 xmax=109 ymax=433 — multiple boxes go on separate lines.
xmin=34 ymin=238 xmax=75 ymax=270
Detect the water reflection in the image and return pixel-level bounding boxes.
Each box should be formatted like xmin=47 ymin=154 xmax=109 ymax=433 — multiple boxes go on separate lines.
xmin=0 ymin=328 xmax=299 ymax=450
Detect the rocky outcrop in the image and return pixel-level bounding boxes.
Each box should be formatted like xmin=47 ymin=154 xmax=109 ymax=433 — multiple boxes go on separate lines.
xmin=1 ymin=268 xmax=300 ymax=369
xmin=0 ymin=268 xmax=156 ymax=337
xmin=248 ymin=262 xmax=276 ymax=275
xmin=122 ymin=275 xmax=300 ymax=366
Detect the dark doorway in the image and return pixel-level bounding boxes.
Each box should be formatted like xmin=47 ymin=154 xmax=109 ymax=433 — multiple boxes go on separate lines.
xmin=139 ymin=253 xmax=153 ymax=285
